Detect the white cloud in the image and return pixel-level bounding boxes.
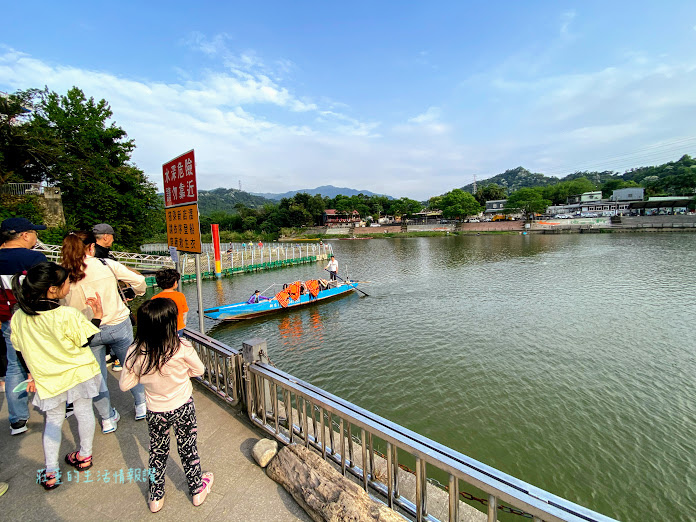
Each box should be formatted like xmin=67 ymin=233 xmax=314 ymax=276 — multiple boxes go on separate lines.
xmin=0 ymin=48 xmax=463 ymax=199
xmin=560 ymin=10 xmax=576 ymax=37
xmin=409 ymin=107 xmax=441 ymax=124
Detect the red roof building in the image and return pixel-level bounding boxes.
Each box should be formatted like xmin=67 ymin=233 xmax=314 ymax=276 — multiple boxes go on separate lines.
xmin=323 ymin=209 xmax=361 ymax=226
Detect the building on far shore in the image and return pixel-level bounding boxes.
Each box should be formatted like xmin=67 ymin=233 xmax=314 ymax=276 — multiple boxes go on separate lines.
xmin=628 ymin=196 xmax=692 ymax=216
xmin=610 ymin=188 xmax=644 ymax=202
xmin=323 ymin=209 xmax=361 ymax=227
xmin=546 ymin=190 xmax=640 ymax=216
xmin=484 ymin=199 xmax=507 ymax=215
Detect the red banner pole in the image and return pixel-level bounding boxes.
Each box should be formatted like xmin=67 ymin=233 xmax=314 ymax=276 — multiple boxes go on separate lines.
xmin=211 ymin=224 xmax=222 ymax=278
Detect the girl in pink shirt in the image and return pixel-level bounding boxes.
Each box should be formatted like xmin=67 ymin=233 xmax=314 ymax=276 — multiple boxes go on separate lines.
xmin=119 ymin=298 xmax=213 ymax=513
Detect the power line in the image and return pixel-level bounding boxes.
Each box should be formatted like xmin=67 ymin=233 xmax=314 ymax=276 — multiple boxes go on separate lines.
xmin=535 ymin=138 xmax=696 ymax=177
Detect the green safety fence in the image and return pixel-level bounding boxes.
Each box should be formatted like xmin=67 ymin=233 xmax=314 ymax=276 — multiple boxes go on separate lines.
xmin=146 ymin=255 xmax=319 ymax=287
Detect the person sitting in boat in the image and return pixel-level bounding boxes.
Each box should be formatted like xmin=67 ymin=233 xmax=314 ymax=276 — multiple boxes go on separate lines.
xmin=247 ymin=290 xmax=271 ymax=304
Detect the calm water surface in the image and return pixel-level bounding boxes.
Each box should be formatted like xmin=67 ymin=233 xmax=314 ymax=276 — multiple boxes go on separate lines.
xmin=164 ymin=233 xmax=696 ymax=522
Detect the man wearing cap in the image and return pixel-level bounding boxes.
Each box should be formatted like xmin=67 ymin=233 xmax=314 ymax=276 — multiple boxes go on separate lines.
xmin=0 ymin=217 xmax=47 ymax=435
xmin=93 ymin=223 xmax=116 ymax=260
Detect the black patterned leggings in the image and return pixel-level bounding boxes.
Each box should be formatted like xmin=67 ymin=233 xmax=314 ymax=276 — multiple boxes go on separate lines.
xmin=147 ymin=397 xmax=203 ymax=500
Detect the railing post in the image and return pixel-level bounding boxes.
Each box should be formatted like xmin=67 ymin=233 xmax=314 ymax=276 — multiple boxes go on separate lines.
xmin=449 ymin=475 xmax=458 ymax=521
xmin=242 ymin=338 xmax=272 ymax=416
xmin=488 ymin=494 xmax=498 ymax=522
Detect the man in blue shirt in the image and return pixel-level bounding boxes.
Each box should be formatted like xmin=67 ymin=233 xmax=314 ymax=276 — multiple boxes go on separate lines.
xmin=0 ymin=217 xmax=47 ymax=435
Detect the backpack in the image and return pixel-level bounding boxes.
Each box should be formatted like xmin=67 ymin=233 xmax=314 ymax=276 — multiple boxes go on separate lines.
xmin=0 ymin=276 xmax=17 ymax=322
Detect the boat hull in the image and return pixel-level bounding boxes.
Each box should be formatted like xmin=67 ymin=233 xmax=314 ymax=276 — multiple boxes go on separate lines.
xmin=203 ymin=282 xmax=358 ymax=321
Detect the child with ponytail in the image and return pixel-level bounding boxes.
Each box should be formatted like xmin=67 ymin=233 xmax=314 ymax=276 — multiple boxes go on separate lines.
xmin=10 ymin=262 xmax=105 ymax=489
xmin=119 ymin=298 xmax=212 ymax=513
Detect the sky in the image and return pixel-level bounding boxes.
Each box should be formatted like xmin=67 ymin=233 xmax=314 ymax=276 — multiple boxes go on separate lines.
xmin=2 ymin=1 xmax=696 ymax=200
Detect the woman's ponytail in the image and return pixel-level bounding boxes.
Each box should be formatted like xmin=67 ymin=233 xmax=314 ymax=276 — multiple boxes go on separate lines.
xmin=61 ymin=231 xmax=96 ymax=283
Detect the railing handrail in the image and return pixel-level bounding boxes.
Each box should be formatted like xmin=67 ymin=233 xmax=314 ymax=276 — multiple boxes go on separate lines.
xmin=249 ymin=362 xmax=615 ymax=522
xmin=181 ymin=329 xmax=616 ymax=522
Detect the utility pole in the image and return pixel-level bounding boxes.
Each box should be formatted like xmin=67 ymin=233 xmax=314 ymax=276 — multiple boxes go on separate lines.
xmin=473 ymin=174 xmax=477 ymax=194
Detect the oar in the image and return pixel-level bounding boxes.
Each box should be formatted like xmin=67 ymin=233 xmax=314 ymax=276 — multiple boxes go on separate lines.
xmin=325 ymin=269 xmax=370 ymax=297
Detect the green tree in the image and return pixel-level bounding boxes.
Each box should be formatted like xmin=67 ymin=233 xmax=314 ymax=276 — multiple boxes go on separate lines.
xmin=438 ymin=189 xmax=481 ymax=220
xmin=2 ymin=87 xmax=162 ymax=248
xmin=601 ymin=178 xmax=640 ymax=199
xmin=504 ymin=188 xmax=550 ymax=217
xmin=474 ymin=183 xmax=507 ymax=206
xmin=541 ymin=177 xmax=596 ymax=205
xmin=0 ymin=89 xmax=42 ymax=185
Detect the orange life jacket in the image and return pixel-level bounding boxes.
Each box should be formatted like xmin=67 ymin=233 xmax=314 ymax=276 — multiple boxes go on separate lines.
xmin=287 ymin=281 xmax=302 ymax=301
xmin=275 ymin=289 xmax=290 ymax=308
xmin=305 ymin=279 xmax=320 ymax=297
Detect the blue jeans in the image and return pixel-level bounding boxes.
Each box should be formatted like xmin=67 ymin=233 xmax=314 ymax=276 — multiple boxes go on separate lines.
xmin=2 ymin=320 xmax=29 ymax=424
xmin=90 ymin=318 xmax=145 ymax=420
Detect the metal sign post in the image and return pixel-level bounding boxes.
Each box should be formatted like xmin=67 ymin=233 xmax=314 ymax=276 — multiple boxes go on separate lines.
xmin=195 ymin=254 xmax=205 ymax=333
xmin=162 ymin=149 xmax=205 ymax=333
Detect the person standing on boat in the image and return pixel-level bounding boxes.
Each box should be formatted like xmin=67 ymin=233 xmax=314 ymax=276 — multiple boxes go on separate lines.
xmin=325 ymin=255 xmax=338 ymax=282
xmin=247 ymin=290 xmax=270 ymax=304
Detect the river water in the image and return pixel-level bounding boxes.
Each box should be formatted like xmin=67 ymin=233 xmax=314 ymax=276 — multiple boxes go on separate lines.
xmin=163 ymin=233 xmax=696 ymax=521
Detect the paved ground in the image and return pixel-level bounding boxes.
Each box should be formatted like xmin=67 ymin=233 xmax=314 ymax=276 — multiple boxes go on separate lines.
xmin=0 ymin=369 xmax=312 ymax=521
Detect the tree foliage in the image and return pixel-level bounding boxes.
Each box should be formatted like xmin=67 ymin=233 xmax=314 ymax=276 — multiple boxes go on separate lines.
xmin=1 ymin=87 xmax=162 ymax=248
xmin=474 ymin=183 xmax=507 ymax=206
xmin=539 ymin=177 xmax=597 ymax=205
xmin=504 ymin=188 xmax=550 ymax=216
xmin=436 ymin=189 xmax=481 ymax=219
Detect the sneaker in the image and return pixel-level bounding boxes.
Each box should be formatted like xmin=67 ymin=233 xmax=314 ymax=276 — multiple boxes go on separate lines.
xmin=112 ymin=360 xmax=122 ymax=372
xmin=65 ymin=403 xmax=74 ymax=419
xmin=192 ymin=472 xmax=214 ymax=507
xmin=101 ymin=410 xmax=120 ymax=434
xmin=10 ymin=419 xmax=28 ymax=436
xmin=135 ymin=403 xmax=147 ymax=421
xmin=149 ymin=495 xmax=165 ymax=513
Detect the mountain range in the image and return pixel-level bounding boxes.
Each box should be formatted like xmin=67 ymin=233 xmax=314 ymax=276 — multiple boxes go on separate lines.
xmin=251 ymin=185 xmax=393 ymax=200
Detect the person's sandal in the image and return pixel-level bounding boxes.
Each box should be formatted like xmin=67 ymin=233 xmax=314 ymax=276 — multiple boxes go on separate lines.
xmin=65 ymin=451 xmax=93 ymax=471
xmin=192 ymin=472 xmax=214 ymax=506
xmin=38 ymin=470 xmax=60 ymax=491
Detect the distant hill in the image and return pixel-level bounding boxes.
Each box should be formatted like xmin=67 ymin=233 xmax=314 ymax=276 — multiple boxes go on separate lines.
xmin=197 ymin=188 xmax=275 ymax=215
xmin=252 ymin=185 xmax=394 ymax=200
xmin=461 ymin=156 xmax=696 ymax=194
xmin=461 ymin=167 xmax=558 ymax=193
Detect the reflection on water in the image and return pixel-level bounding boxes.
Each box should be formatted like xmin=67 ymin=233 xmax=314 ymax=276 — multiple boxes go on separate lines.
xmin=213 ymin=278 xmax=226 ymax=304
xmin=175 ymin=234 xmax=696 ymax=522
xmin=278 ymin=307 xmax=325 ymax=354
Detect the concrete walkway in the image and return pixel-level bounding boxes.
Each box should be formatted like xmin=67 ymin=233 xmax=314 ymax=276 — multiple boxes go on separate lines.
xmin=0 ymin=369 xmax=312 ymax=521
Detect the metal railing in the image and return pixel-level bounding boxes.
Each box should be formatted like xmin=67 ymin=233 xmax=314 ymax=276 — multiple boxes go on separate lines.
xmin=0 ymin=183 xmax=43 ymax=195
xmin=181 ymin=332 xmax=617 ymax=522
xmin=33 ymin=241 xmax=332 ymax=281
xmin=183 ymin=328 xmax=242 ymax=406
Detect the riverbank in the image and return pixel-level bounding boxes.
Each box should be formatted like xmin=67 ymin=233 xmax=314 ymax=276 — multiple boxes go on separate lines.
xmin=290 ymin=215 xmax=696 ymax=239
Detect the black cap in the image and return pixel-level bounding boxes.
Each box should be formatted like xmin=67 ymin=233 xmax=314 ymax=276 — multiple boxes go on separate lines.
xmin=1 ymin=217 xmax=47 ymax=233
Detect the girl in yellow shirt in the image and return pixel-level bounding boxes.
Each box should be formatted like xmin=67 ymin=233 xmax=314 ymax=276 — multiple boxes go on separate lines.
xmin=10 ymin=262 xmax=104 ymax=490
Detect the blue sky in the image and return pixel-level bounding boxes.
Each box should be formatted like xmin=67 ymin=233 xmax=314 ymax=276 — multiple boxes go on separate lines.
xmin=2 ymin=1 xmax=696 ymax=200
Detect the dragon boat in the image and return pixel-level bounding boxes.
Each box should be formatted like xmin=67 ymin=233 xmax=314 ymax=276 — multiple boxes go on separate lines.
xmin=203 ymin=279 xmax=360 ymax=321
